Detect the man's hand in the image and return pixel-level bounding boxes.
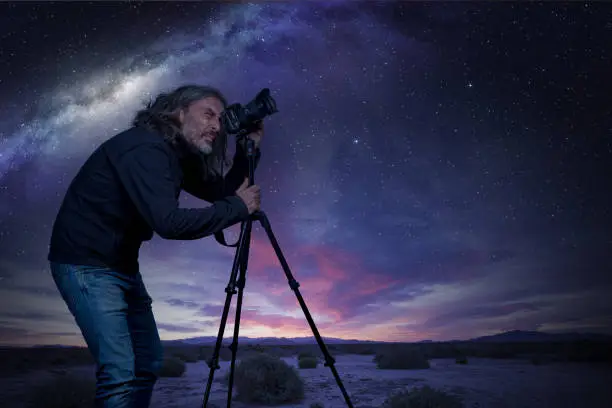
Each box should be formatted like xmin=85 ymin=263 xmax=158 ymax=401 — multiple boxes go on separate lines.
xmin=247 ymin=121 xmax=264 ymax=149
xmin=235 ymin=178 xmax=261 ymax=214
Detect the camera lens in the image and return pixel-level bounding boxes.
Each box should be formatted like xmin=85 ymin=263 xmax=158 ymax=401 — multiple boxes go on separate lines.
xmin=220 ymin=88 xmax=278 ymax=135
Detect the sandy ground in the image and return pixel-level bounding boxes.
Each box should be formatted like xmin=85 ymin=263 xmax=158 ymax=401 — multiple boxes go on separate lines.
xmin=2 ymin=355 xmax=612 ymax=407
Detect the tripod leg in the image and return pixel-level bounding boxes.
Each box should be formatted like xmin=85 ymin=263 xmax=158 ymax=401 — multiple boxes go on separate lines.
xmin=225 ymin=220 xmax=252 ymax=408
xmin=202 ymin=219 xmax=251 ymax=408
xmin=254 ymin=211 xmax=355 ymax=408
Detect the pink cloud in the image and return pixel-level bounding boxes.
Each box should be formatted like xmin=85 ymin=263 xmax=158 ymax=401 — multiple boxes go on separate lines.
xmin=239 ymin=309 xmax=334 ymax=334
xmin=222 ymin=242 xmax=406 ymax=332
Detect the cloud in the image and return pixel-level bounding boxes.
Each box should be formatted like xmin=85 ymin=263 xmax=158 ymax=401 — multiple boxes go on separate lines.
xmin=423 ymin=301 xmax=544 ymax=329
xmin=164 ymin=298 xmax=202 ymax=309
xmin=157 ymin=322 xmax=210 ymax=333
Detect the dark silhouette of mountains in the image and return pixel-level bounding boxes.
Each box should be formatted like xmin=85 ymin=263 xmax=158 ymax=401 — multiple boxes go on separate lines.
xmin=163 ymin=336 xmax=378 ymax=346
xmin=162 ymin=330 xmax=612 ymax=346
xmin=467 ymin=329 xmax=612 ymax=343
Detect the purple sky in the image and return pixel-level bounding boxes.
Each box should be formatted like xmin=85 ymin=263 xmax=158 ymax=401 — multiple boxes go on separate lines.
xmin=0 ymin=2 xmax=611 ymax=346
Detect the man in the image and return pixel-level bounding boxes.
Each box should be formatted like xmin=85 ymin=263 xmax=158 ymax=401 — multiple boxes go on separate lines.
xmin=47 ymin=84 xmax=262 ymax=407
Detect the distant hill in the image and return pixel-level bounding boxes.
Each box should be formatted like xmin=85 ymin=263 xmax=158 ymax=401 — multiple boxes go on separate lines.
xmin=162 ymin=330 xmax=612 ymax=347
xmin=162 ymin=336 xmax=380 ymax=347
xmin=468 ymin=330 xmax=612 ymax=343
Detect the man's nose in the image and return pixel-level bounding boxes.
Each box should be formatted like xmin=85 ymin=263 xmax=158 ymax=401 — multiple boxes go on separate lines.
xmin=210 ymin=119 xmax=220 ymax=133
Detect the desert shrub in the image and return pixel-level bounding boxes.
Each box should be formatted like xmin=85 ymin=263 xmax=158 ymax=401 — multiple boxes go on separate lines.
xmin=298 ymin=356 xmax=318 ymax=369
xmin=298 ymin=350 xmax=317 ymax=360
xmin=164 ymin=346 xmax=200 ymax=363
xmin=159 ymin=356 xmax=186 ymax=377
xmin=382 ymin=385 xmax=463 ymax=408
xmin=27 ymin=371 xmax=96 ymax=407
xmin=173 ymin=350 xmax=199 ymax=363
xmin=375 ymin=349 xmax=430 ymax=370
xmin=233 ymin=352 xmax=304 ymax=404
xmin=455 ymin=356 xmax=468 ymax=365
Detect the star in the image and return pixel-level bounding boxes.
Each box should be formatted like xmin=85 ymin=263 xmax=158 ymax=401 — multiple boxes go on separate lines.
xmin=0 ymin=0 xmax=610 ymax=348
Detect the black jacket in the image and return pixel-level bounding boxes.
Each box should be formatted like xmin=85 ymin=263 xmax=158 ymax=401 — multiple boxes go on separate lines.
xmin=48 ymin=126 xmax=259 ymax=274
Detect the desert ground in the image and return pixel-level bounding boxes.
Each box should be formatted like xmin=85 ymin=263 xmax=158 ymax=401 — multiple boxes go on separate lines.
xmin=1 ymin=342 xmax=611 ymax=407
xmin=154 ymin=355 xmax=612 ymax=408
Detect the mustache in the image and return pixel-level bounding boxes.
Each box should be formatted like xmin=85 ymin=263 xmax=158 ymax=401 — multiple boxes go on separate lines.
xmin=203 ymin=129 xmax=219 ymax=137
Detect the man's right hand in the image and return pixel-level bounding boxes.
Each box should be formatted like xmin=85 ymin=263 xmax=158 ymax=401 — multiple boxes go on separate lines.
xmin=235 ymin=178 xmax=261 ymax=214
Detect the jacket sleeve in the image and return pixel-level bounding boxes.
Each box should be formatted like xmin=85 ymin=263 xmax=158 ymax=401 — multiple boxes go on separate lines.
xmin=183 ymin=141 xmax=261 ymax=202
xmin=114 ymin=143 xmax=250 ymax=240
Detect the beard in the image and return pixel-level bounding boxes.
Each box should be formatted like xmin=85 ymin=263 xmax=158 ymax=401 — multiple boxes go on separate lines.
xmin=197 ymin=140 xmax=213 ymax=155
xmin=179 ymin=132 xmax=213 ymax=156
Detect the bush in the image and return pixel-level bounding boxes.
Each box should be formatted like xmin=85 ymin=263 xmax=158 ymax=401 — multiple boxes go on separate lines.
xmin=164 ymin=346 xmax=200 ymax=363
xmin=455 ymin=356 xmax=468 ymax=365
xmin=375 ymin=349 xmax=430 ymax=370
xmin=298 ymin=356 xmax=318 ymax=369
xmin=27 ymin=371 xmax=96 ymax=407
xmin=233 ymin=353 xmax=304 ymax=404
xmin=173 ymin=350 xmax=199 ymax=363
xmin=298 ymin=350 xmax=317 ymax=360
xmin=382 ymin=385 xmax=463 ymax=408
xmin=159 ymin=356 xmax=186 ymax=377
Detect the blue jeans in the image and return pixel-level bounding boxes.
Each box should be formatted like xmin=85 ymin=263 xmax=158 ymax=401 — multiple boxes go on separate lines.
xmin=50 ymin=262 xmax=164 ymax=408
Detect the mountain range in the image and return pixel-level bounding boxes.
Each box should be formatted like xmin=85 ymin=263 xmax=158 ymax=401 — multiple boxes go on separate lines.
xmin=162 ymin=330 xmax=612 ymax=346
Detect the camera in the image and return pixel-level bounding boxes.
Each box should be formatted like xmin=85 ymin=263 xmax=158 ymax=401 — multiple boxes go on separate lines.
xmin=220 ymin=88 xmax=278 ymax=135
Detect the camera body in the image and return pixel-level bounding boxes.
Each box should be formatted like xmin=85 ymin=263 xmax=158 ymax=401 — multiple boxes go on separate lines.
xmin=220 ymin=88 xmax=278 ymax=135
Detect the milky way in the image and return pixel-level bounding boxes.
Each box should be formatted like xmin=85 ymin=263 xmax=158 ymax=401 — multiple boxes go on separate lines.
xmin=0 ymin=1 xmax=611 ymax=346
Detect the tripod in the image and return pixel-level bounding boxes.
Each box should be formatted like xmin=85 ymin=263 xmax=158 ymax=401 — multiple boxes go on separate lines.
xmin=201 ymin=136 xmax=354 ymax=408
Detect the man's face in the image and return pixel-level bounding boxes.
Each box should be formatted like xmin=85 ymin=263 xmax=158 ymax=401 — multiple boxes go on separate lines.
xmin=179 ymin=96 xmax=224 ymax=155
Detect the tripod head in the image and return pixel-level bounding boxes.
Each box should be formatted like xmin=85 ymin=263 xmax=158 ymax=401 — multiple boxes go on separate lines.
xmin=222 ymin=87 xmax=277 ymax=180
xmin=235 ymin=127 xmax=260 ymax=188
xmin=213 ymin=121 xmax=265 ymax=248
xmin=213 ymin=88 xmax=277 ymax=247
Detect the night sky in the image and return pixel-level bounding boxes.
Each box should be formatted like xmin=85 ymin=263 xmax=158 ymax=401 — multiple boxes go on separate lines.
xmin=0 ymin=1 xmax=611 ymax=347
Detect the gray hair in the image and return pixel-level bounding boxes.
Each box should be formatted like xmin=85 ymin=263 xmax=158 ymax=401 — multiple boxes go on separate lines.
xmin=132 ymin=84 xmax=230 ymax=178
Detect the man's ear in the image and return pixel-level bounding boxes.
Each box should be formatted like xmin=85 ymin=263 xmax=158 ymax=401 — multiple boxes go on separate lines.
xmin=178 ymin=109 xmax=185 ymax=124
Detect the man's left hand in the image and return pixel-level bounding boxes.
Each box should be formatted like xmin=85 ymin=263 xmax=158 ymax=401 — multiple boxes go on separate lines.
xmin=248 ymin=121 xmax=264 ymax=149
